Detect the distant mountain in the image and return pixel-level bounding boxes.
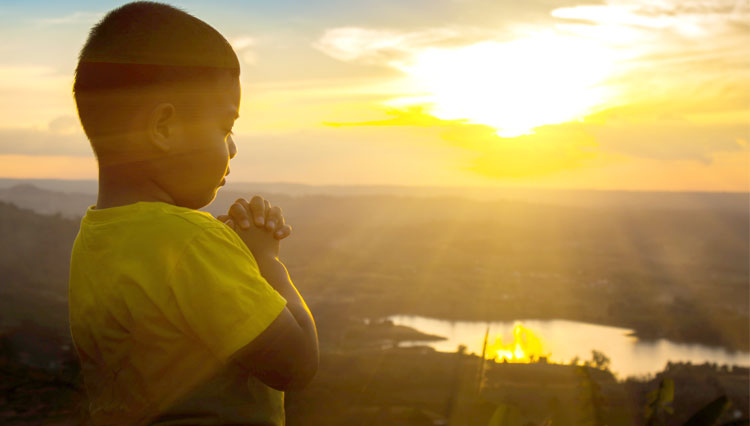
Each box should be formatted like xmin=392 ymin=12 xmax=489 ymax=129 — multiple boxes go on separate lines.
xmin=0 ymin=201 xmax=78 ymax=338
xmin=0 ymin=184 xmax=94 ymax=219
xmin=220 ymin=183 xmax=750 ymax=213
xmin=1 ymin=178 xmax=747 ymax=214
xmin=0 ymin=178 xmax=97 ymax=194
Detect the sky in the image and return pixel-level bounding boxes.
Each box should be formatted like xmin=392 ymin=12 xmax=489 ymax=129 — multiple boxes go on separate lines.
xmin=0 ymin=0 xmax=747 ymax=191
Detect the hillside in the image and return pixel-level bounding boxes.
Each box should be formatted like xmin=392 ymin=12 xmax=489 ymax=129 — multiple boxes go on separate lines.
xmin=1 ymin=185 xmax=749 ymax=351
xmin=0 ymin=196 xmax=748 ymax=424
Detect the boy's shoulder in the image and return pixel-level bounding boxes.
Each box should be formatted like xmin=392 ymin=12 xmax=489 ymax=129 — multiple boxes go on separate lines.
xmin=146 ymin=203 xmax=236 ymax=243
xmin=81 ymin=201 xmax=230 ymax=242
xmin=76 ymin=201 xmax=250 ymax=268
xmin=154 ymin=203 xmax=249 ymax=251
xmin=158 ymin=203 xmax=224 ymax=231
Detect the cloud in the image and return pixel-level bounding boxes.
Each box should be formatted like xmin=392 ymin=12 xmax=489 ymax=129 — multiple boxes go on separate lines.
xmin=33 ymin=11 xmax=103 ymax=26
xmin=586 ymin=107 xmax=748 ymax=164
xmin=325 ymin=106 xmax=469 ymax=128
xmin=326 ymin=101 xmax=747 ymax=176
xmin=0 ymin=154 xmax=97 ymax=179
xmin=317 ymin=27 xmax=621 ymax=136
xmin=314 ymin=1 xmax=748 ymax=166
xmin=551 ymin=0 xmax=750 ymax=88
xmin=0 ymin=116 xmax=90 ymax=157
xmin=231 ymin=36 xmax=257 ymax=51
xmin=313 ymin=26 xmax=480 ymax=65
xmin=327 ymin=107 xmax=600 ymax=177
xmin=230 ymin=35 xmax=259 ymax=66
xmin=0 ymin=66 xmax=70 ymax=92
xmin=47 ymin=115 xmax=79 ymax=135
xmin=223 ymin=127 xmax=476 ymax=186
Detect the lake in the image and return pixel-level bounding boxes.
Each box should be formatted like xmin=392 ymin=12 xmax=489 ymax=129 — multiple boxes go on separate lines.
xmin=387 ymin=315 xmax=750 ymax=378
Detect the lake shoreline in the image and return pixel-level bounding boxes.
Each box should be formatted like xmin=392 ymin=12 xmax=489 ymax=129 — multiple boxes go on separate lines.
xmin=360 ymin=310 xmax=750 ymax=354
xmin=378 ymin=313 xmax=750 ymax=379
xmin=357 ymin=307 xmax=750 ymax=353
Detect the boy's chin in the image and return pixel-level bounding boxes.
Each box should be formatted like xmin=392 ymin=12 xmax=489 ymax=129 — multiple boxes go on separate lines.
xmin=198 ymin=190 xmax=220 ymax=209
xmin=178 ymin=189 xmax=219 ymax=210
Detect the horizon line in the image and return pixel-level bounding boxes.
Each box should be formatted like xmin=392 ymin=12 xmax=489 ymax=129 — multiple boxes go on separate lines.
xmin=0 ymin=177 xmax=748 ymax=195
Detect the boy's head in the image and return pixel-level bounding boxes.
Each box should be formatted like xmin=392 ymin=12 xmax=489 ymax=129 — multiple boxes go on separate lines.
xmin=74 ymin=1 xmax=241 ymax=209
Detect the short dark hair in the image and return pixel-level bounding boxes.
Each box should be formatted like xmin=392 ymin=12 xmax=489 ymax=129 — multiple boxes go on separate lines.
xmin=73 ymin=1 xmax=239 ymax=143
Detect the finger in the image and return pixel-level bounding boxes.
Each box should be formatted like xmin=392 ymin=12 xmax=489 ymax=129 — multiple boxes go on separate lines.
xmin=263 ymin=199 xmax=271 ymax=227
xmin=229 ymin=201 xmax=251 ymax=229
xmin=266 ymin=205 xmax=282 ymax=231
xmin=225 ymin=218 xmax=235 ymax=230
xmin=235 ymin=197 xmax=250 ymax=212
xmin=216 ymin=214 xmax=230 ymax=223
xmin=249 ymin=196 xmax=266 ymax=226
xmin=234 ymin=198 xmax=252 ymax=228
xmin=274 ymin=224 xmax=292 ymax=240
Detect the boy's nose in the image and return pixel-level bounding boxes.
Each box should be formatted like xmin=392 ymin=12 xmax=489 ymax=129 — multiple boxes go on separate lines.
xmin=228 ymin=136 xmax=237 ymax=159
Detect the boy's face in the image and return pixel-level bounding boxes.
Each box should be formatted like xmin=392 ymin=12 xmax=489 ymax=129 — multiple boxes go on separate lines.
xmin=157 ymin=75 xmax=241 ymax=209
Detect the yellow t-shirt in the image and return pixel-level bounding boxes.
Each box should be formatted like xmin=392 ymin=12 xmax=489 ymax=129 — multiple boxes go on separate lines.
xmin=68 ymin=201 xmax=288 ymax=425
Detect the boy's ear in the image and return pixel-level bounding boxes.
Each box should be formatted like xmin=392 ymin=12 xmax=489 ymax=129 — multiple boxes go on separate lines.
xmin=147 ymin=103 xmax=176 ymax=152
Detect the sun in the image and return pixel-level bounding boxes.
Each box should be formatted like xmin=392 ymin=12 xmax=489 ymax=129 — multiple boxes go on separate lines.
xmin=388 ymin=31 xmax=620 ymax=137
xmin=485 ymin=323 xmax=548 ymax=363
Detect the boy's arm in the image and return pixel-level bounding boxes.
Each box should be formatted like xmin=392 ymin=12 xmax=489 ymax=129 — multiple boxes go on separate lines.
xmin=222 ymin=199 xmax=319 ymax=391
xmin=229 ymin=255 xmax=319 ymax=391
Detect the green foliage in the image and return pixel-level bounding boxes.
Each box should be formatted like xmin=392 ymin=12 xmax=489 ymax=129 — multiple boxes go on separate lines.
xmin=683 ymin=395 xmax=730 ymax=426
xmin=645 ymin=378 xmax=674 ymax=426
xmin=487 ymin=404 xmax=523 ymax=426
xmin=577 ymin=366 xmax=606 ymax=426
xmin=590 ymin=350 xmax=611 ymax=371
xmin=475 ymin=326 xmax=490 ymax=396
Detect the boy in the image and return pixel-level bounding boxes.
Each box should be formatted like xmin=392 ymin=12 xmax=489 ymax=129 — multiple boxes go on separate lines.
xmin=67 ymin=2 xmax=318 ymax=424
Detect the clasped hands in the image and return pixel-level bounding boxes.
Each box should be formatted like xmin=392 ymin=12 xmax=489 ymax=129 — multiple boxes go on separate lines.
xmin=216 ymin=196 xmax=292 ymax=240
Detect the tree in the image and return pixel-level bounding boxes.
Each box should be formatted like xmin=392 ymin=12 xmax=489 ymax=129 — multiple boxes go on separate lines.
xmin=590 ymin=350 xmax=611 ymax=371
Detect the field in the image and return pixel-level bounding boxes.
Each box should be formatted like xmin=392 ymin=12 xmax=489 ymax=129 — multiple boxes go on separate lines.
xmin=0 ymin=183 xmax=748 ymax=424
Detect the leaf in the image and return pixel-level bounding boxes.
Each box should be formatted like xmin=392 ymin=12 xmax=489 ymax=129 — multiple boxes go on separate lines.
xmin=645 ymin=405 xmax=654 ymax=419
xmin=683 ymin=395 xmax=731 ymax=426
xmin=658 ymin=378 xmax=674 ymax=405
xmin=488 ymin=404 xmax=523 ymax=426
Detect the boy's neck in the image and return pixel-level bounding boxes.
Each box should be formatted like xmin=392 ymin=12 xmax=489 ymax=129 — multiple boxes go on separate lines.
xmin=96 ymin=169 xmax=175 ymax=209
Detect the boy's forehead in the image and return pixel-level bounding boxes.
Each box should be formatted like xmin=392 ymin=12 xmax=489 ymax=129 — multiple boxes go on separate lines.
xmin=175 ymin=77 xmax=240 ymax=116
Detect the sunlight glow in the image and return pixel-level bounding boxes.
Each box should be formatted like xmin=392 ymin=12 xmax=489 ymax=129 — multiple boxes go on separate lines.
xmin=388 ymin=32 xmax=620 ymax=137
xmin=485 ymin=323 xmax=548 ymax=363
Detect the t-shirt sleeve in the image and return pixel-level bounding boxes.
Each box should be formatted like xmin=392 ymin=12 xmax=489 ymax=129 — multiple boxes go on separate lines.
xmin=168 ymin=226 xmax=287 ymax=362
